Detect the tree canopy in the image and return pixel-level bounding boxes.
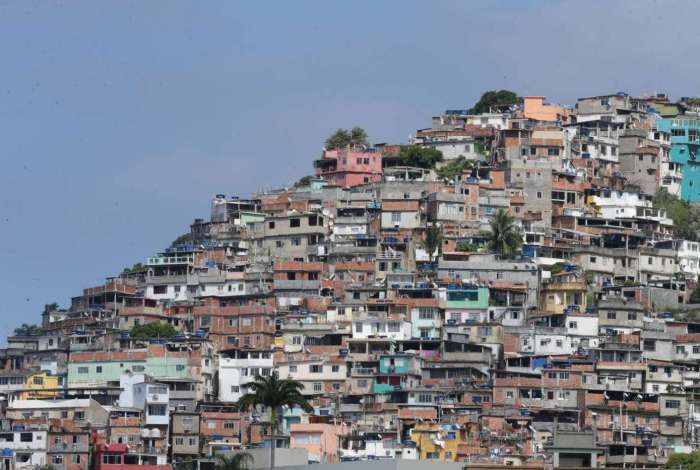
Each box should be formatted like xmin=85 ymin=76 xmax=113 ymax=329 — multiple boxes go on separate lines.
xmin=215 ymin=453 xmax=253 ymax=470
xmin=170 ymin=233 xmax=193 ymax=247
xmin=295 ymin=175 xmax=314 ymax=187
xmin=14 ymin=324 xmax=44 ymax=336
xmin=653 ymin=187 xmax=700 ymax=241
xmin=437 ymin=157 xmax=473 ymax=180
xmin=129 ymin=321 xmax=178 ymax=339
xmin=121 ymin=262 xmax=145 ymax=275
xmin=468 ymin=90 xmax=520 ymax=115
xmin=237 ymin=373 xmax=312 ymax=468
xmin=325 ymin=127 xmax=369 ymax=150
xmin=396 ymin=145 xmax=443 ymax=169
xmin=422 ymin=224 xmax=442 ymax=264
xmin=488 ymin=209 xmax=523 ymax=258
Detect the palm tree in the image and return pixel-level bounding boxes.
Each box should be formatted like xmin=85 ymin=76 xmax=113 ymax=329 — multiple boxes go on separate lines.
xmin=215 ymin=453 xmax=253 ymax=470
xmin=488 ymin=209 xmax=523 ymax=258
xmin=349 ymin=127 xmax=369 ymax=148
xmin=237 ymin=373 xmax=313 ymax=469
xmin=423 ymin=224 xmax=442 ymax=264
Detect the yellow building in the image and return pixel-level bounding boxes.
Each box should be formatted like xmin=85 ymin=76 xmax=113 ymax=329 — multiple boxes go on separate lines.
xmin=540 ymin=271 xmax=587 ymax=314
xmin=410 ymin=423 xmax=469 ymax=461
xmin=18 ymin=371 xmax=61 ymax=399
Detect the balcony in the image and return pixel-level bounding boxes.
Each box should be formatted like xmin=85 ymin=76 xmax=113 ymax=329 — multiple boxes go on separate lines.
xmin=351 ymin=367 xmax=377 ymax=376
xmin=273 ymin=280 xmax=320 ymax=291
xmin=147 ymin=255 xmax=194 ymax=266
xmin=49 ymin=443 xmax=89 ymax=453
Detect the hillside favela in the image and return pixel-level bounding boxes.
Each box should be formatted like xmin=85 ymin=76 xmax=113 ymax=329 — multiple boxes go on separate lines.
xmin=11 ymin=91 xmax=700 ymax=470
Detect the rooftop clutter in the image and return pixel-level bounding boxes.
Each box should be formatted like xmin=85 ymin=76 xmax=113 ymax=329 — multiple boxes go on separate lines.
xmin=8 ymin=91 xmax=700 ymax=469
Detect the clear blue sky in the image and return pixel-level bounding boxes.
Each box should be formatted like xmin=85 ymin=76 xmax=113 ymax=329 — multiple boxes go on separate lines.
xmin=0 ymin=0 xmax=696 ymax=338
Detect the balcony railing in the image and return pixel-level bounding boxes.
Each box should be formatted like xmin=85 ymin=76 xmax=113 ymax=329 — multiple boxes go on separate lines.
xmin=147 ymin=255 xmax=194 ymax=265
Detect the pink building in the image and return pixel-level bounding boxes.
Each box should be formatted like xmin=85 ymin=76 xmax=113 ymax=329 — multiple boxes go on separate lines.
xmin=314 ymin=148 xmax=382 ymax=187
xmin=289 ymin=423 xmax=346 ymax=463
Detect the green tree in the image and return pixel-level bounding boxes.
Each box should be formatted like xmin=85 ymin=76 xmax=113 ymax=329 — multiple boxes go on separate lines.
xmin=550 ymin=262 xmax=565 ymax=275
xmin=397 ymin=145 xmax=443 ymax=168
xmin=455 ymin=241 xmax=478 ymax=252
xmin=14 ymin=323 xmax=43 ymax=336
xmin=170 ymin=233 xmax=193 ymax=247
xmin=129 ymin=321 xmax=178 ymax=339
xmin=691 ymin=277 xmax=700 ymax=304
xmin=43 ymin=303 xmax=60 ymax=313
xmin=121 ymin=262 xmax=145 ymax=275
xmin=437 ymin=157 xmax=473 ymax=180
xmin=215 ymin=453 xmax=253 ymax=470
xmin=237 ymin=373 xmax=313 ymax=469
xmin=349 ymin=127 xmax=368 ymax=147
xmin=488 ymin=209 xmax=523 ymax=258
xmin=653 ymin=187 xmax=700 ymax=241
xmin=665 ymin=451 xmax=694 ymax=470
xmin=325 ymin=127 xmax=369 ymax=150
xmin=468 ymin=90 xmax=520 ymax=115
xmin=422 ymin=224 xmax=442 ymax=264
xmin=295 ymin=175 xmax=314 ymax=187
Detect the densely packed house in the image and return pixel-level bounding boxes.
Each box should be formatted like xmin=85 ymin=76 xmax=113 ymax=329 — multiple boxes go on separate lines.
xmin=7 ymin=92 xmax=700 ymax=469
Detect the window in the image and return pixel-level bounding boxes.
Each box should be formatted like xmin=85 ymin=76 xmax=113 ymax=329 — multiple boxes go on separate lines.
xmin=148 ymin=404 xmax=167 ymax=416
xmin=313 ymin=382 xmax=322 ymax=392
xmin=418 ymin=393 xmax=432 ymax=403
xmin=628 ymin=313 xmax=637 ymax=321
xmin=153 ymin=285 xmax=167 ymax=295
xmin=332 ymin=365 xmax=340 ymax=373
xmin=176 ymin=365 xmax=185 ymax=371
xmin=418 ymin=308 xmax=435 ymax=320
xmin=103 ymin=455 xmax=122 ymax=465
xmin=559 ymin=372 xmax=569 ymax=379
xmin=391 ymin=212 xmax=401 ymax=223
xmin=224 ymin=421 xmax=234 ymax=429
xmin=548 ymin=148 xmax=560 ymax=156
xmin=242 ymin=318 xmax=252 ymax=326
xmin=289 ymin=365 xmax=297 ymax=373
xmin=132 ymin=365 xmax=145 ymax=372
xmin=666 ymin=399 xmax=681 ymax=409
xmin=229 ymin=318 xmax=238 ymax=327
xmin=537 ymin=191 xmax=543 ymax=199
xmin=33 ymin=376 xmax=44 ymax=385
xmin=275 ymin=240 xmax=284 ymax=248
xmin=607 ymin=312 xmax=617 ymax=320
xmin=289 ymin=218 xmax=301 ymax=228
xmin=74 ymin=411 xmax=85 ymax=421
xmin=268 ymin=221 xmax=275 ymax=229
xmin=96 ymin=366 xmax=102 ymax=374
xmin=693 ymin=346 xmax=700 ymax=354
xmin=175 ymin=437 xmax=184 ymax=446
xmin=506 ymin=391 xmax=514 ymax=399
xmin=52 ymin=456 xmax=64 ymax=465
xmin=310 ymin=365 xmax=323 ymax=373
xmin=643 ymin=339 xmax=656 ymax=351
xmin=78 ymin=367 xmax=89 ymax=374
xmin=188 ymin=437 xmax=197 ymax=446
xmin=72 ymin=455 xmax=81 ymax=464
xmin=291 ymin=238 xmax=301 ymax=246
xmin=20 ymin=433 xmax=33 ymax=442
xmin=568 ymin=321 xmax=577 ymax=329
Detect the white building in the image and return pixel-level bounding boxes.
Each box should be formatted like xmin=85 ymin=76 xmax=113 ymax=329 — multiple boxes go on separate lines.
xmin=351 ymin=319 xmax=412 ymax=341
xmin=218 ymin=350 xmax=274 ymax=403
xmin=589 ymin=191 xmax=673 ymax=226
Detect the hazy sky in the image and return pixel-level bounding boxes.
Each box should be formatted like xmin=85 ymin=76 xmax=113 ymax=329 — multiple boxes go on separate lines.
xmin=0 ymin=0 xmax=697 ymax=338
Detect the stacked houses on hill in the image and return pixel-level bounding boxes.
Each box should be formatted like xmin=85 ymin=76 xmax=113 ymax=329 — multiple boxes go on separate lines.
xmin=8 ymin=92 xmax=700 ymax=469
